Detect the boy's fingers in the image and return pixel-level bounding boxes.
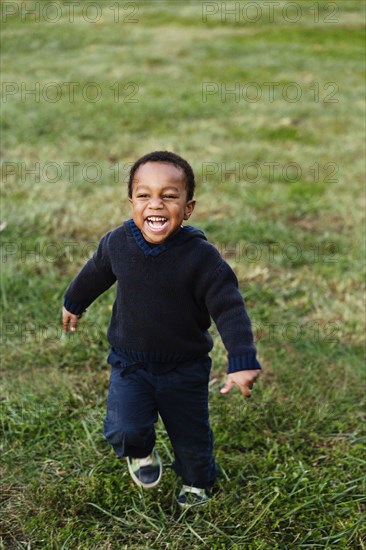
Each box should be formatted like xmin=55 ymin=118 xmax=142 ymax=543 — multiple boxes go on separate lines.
xmin=62 ymin=313 xmax=70 ymax=332
xmin=62 ymin=309 xmax=80 ymax=333
xmin=220 ymin=369 xmax=261 ymax=396
xmin=240 ymin=384 xmax=252 ymax=398
xmin=70 ymin=316 xmax=78 ymax=332
xmin=220 ymin=378 xmax=235 ymax=394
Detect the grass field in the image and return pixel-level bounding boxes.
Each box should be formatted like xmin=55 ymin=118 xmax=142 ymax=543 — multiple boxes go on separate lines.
xmin=1 ymin=0 xmax=365 ymax=548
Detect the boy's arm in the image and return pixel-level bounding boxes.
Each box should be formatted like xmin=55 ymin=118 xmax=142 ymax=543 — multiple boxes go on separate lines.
xmin=203 ymin=256 xmax=262 ymax=396
xmin=63 ymin=232 xmax=116 ymax=328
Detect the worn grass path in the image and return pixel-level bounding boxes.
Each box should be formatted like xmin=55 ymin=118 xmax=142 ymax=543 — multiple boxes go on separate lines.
xmin=1 ymin=1 xmax=365 ymax=548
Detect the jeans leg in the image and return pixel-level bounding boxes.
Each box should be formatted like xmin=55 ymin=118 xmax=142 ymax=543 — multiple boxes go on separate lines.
xmin=104 ymin=366 xmax=158 ymax=458
xmin=156 ymin=357 xmax=218 ymax=488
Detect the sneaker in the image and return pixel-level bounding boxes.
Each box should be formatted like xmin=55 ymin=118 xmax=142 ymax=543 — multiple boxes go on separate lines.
xmin=177 ymin=485 xmax=211 ymax=508
xmin=127 ymin=448 xmax=162 ymax=489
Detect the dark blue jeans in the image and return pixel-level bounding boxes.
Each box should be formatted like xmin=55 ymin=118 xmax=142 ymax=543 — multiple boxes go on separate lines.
xmin=103 ymin=353 xmax=218 ymax=488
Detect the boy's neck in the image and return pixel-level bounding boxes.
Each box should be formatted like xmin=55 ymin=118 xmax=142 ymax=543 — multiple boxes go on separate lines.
xmin=128 ymin=219 xmax=185 ymax=257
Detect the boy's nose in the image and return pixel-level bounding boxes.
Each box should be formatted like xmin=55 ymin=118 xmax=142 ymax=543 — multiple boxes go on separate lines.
xmin=148 ymin=198 xmax=164 ymax=209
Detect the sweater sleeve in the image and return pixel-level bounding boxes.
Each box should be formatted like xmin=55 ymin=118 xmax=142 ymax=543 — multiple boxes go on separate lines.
xmin=203 ymin=257 xmax=262 ymax=373
xmin=63 ymin=232 xmax=117 ymax=315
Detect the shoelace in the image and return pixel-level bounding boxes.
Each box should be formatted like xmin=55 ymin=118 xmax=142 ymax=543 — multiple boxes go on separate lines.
xmin=132 ymin=454 xmax=155 ymax=468
xmin=181 ymin=485 xmax=206 ymax=498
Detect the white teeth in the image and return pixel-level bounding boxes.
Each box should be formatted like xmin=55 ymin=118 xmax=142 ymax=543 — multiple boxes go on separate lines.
xmin=147 ymin=216 xmax=167 ymax=222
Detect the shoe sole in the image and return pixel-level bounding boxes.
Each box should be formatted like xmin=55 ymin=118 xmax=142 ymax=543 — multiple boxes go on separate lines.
xmin=127 ymin=458 xmax=162 ymax=489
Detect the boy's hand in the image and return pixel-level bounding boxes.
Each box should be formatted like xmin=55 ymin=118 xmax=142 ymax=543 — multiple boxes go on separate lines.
xmin=62 ymin=306 xmax=81 ymax=333
xmin=220 ymin=370 xmax=261 ymax=398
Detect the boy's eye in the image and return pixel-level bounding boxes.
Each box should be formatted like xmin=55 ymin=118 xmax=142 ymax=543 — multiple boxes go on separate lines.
xmin=135 ymin=193 xmax=178 ymax=199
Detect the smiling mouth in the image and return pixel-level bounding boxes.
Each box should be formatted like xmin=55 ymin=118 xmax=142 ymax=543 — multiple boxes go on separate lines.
xmin=146 ymin=216 xmax=168 ymax=231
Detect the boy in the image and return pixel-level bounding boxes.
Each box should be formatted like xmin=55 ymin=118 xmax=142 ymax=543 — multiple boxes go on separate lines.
xmin=62 ymin=151 xmax=261 ymax=507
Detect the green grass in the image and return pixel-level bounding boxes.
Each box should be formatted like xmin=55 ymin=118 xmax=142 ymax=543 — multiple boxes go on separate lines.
xmin=1 ymin=1 xmax=365 ymax=548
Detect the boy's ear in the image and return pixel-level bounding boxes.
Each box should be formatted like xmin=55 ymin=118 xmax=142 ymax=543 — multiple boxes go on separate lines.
xmin=183 ymin=199 xmax=196 ymax=220
xmin=128 ymin=197 xmax=133 ymax=206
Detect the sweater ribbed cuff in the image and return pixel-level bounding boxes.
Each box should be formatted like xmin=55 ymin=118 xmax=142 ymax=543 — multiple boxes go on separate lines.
xmin=63 ymin=297 xmax=87 ymax=316
xmin=227 ymin=354 xmax=262 ymax=373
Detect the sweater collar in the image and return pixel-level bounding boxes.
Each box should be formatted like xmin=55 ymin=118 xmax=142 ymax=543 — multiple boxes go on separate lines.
xmin=127 ymin=219 xmax=191 ymax=257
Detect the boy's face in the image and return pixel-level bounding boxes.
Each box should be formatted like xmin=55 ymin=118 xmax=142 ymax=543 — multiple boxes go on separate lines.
xmin=129 ymin=162 xmax=196 ymax=244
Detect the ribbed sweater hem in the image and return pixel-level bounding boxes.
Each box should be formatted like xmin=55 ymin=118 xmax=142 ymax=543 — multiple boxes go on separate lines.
xmin=114 ymin=348 xmax=262 ymax=372
xmin=228 ymin=354 xmax=262 ymax=373
xmin=64 ymin=297 xmax=87 ymax=315
xmin=112 ymin=347 xmax=204 ymax=364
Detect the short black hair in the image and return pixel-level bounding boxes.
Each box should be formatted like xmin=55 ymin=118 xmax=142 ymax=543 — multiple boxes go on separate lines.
xmin=128 ymin=151 xmax=195 ymax=201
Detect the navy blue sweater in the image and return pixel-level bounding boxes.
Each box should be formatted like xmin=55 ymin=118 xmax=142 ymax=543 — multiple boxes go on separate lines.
xmin=64 ymin=219 xmax=261 ymax=373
